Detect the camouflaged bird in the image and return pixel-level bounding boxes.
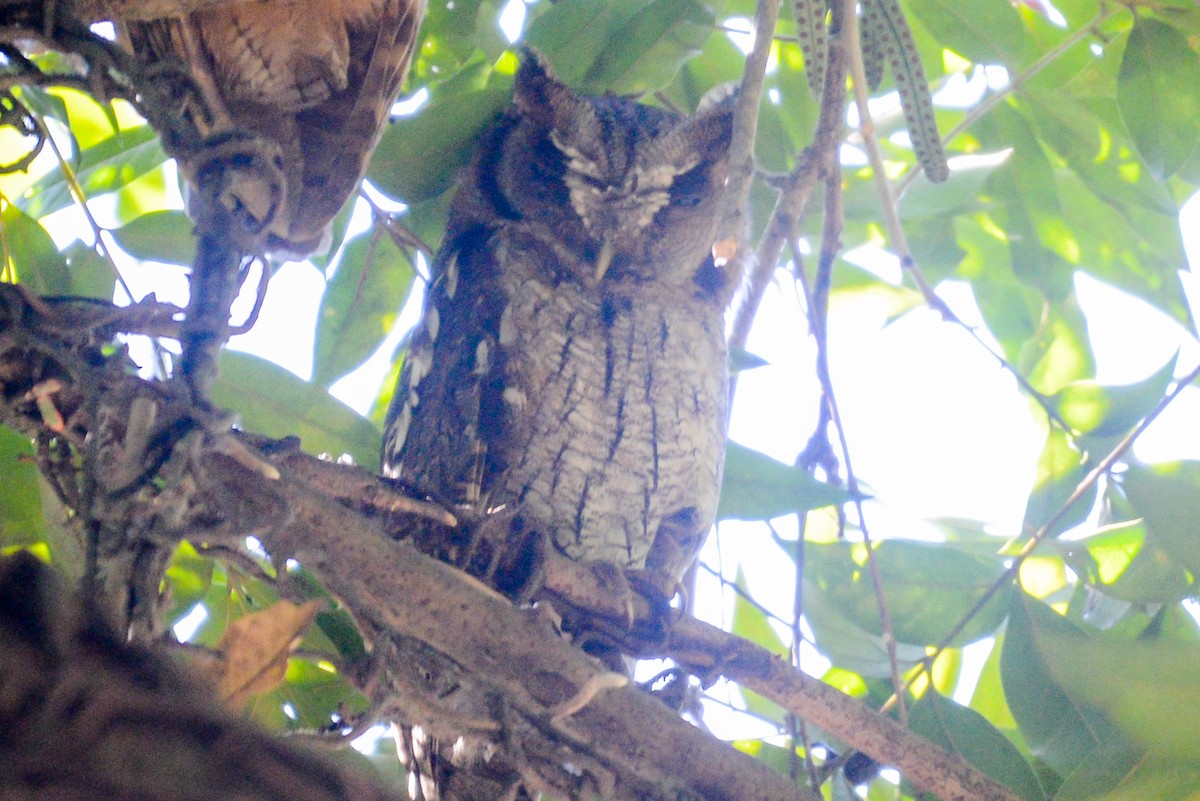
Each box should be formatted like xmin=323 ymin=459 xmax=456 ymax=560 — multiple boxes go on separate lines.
xmin=382 ymin=50 xmax=738 ymax=590
xmin=125 ymin=0 xmax=425 ymax=257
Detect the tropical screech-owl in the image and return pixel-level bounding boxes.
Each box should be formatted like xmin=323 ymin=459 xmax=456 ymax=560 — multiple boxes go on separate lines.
xmin=125 ymin=0 xmax=425 ymax=257
xmin=382 ymin=50 xmax=738 ymax=588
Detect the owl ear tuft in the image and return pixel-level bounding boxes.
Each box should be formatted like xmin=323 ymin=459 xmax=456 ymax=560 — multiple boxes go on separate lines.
xmin=513 ymin=46 xmax=561 ymax=110
xmin=677 ymin=86 xmax=736 ymax=163
xmin=514 ymin=48 xmax=582 ymax=121
xmin=696 ymin=81 xmax=738 ymax=115
xmin=513 ymin=47 xmax=602 ymax=155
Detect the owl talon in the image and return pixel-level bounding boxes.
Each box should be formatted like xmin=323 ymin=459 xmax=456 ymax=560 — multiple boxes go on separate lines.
xmin=459 ymin=510 xmax=548 ymax=605
xmin=562 ymin=565 xmax=677 ymax=667
xmin=190 ymin=130 xmax=286 ymax=244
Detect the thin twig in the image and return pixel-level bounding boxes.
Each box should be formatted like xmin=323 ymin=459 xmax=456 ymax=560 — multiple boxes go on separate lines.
xmin=31 ymin=110 xmax=138 ymax=304
xmin=834 ymin=0 xmax=908 ymax=724
xmin=716 ymin=0 xmax=782 ymax=262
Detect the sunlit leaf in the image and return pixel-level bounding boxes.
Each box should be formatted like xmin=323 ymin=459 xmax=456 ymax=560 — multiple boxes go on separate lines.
xmin=212 ymin=352 xmax=382 ymax=470
xmin=163 ymin=542 xmax=217 ymax=626
xmin=1117 ymin=17 xmax=1200 ymax=181
xmin=805 ymin=540 xmax=1010 ymax=647
xmin=1052 ymin=353 xmax=1176 ymax=437
xmin=968 ymin=634 xmax=1017 ymax=731
xmin=717 ymin=441 xmax=851 ymax=521
xmin=909 ymin=691 xmax=1045 ymax=801
xmin=313 ymin=226 xmax=415 ymax=388
xmin=112 ymin=210 xmax=196 ymax=266
xmin=18 ymin=125 xmax=168 ymax=219
xmin=1020 ymin=428 xmax=1092 ymax=538
xmin=1122 ymin=461 xmax=1200 ymax=576
xmin=1058 ymin=521 xmax=1192 ymax=605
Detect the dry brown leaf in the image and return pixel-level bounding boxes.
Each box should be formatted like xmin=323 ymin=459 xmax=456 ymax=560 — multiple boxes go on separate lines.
xmin=213 ymin=599 xmax=323 ymax=710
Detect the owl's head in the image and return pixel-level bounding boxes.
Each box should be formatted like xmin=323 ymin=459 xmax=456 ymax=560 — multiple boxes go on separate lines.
xmin=484 ymin=49 xmax=736 ymax=291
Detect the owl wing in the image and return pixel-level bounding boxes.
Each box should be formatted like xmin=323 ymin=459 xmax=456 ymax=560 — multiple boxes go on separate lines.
xmin=279 ymin=0 xmax=425 ymax=253
xmin=383 ymin=223 xmax=510 ymax=508
xmin=124 ymin=0 xmax=425 ymax=257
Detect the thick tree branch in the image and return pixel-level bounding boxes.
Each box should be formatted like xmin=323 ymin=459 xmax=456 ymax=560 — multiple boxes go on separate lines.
xmin=0 ymin=283 xmax=1026 ymax=801
xmin=0 ymin=284 xmax=818 ymax=801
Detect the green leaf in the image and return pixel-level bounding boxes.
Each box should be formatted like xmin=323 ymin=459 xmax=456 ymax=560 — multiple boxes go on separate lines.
xmin=163 ymin=543 xmax=217 ymax=626
xmin=1052 ymin=353 xmax=1176 ymax=437
xmin=1001 ymin=593 xmax=1133 ymax=776
xmin=1122 ymin=461 xmax=1200 ymax=576
xmin=968 ymin=634 xmax=1017 ymax=731
xmin=18 ymin=125 xmax=169 ymax=219
xmin=729 ymin=347 xmax=768 ymax=374
xmin=904 ymin=0 xmax=1028 ymax=66
xmin=1020 ymin=428 xmax=1093 ymax=538
xmin=111 ymin=210 xmax=196 ymax=266
xmin=1060 ymin=521 xmax=1192 ymax=605
xmin=0 ymin=428 xmax=43 ymax=549
xmin=716 ymin=441 xmax=851 ymax=521
xmin=909 ymin=691 xmax=1045 ymax=801
xmin=1055 ymin=745 xmax=1197 ymax=801
xmin=1022 ymin=295 xmax=1095 ymax=395
xmin=526 ymin=0 xmax=715 ymax=94
xmin=369 ymin=83 xmax=511 ymax=203
xmin=313 ymin=226 xmax=415 ymax=388
xmin=897 ymin=159 xmax=1001 ymax=218
xmin=1 ymin=201 xmax=69 ymax=293
xmin=731 ymin=566 xmax=789 ymax=658
xmin=411 ymin=0 xmax=507 ymax=78
xmin=1032 ymin=598 xmax=1200 ymax=761
xmin=212 ymin=352 xmax=382 ymax=471
xmin=280 ymin=658 xmax=365 ymax=729
xmin=61 ymin=240 xmax=117 ymax=300
xmin=1117 ymin=17 xmax=1200 ymax=181
xmin=803 ymin=574 xmax=928 ymax=677
xmin=806 ymin=540 xmax=1010 ymax=647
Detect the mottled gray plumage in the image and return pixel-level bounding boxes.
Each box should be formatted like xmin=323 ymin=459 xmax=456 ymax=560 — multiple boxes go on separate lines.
xmin=383 ymin=51 xmax=737 ymax=586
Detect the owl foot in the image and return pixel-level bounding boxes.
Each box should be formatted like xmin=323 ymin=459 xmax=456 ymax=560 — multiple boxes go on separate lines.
xmin=565 ymin=566 xmax=677 ymax=667
xmin=189 ymin=130 xmax=285 ymax=246
xmin=457 ymin=509 xmax=548 ymax=605
xmin=638 ymin=667 xmax=690 ymax=713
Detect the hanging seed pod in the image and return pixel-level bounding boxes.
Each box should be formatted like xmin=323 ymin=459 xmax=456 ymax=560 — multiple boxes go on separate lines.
xmin=862 ymin=0 xmax=949 ymax=182
xmin=793 ymin=0 xmax=830 ymax=98
xmin=857 ymin=0 xmax=887 ymax=92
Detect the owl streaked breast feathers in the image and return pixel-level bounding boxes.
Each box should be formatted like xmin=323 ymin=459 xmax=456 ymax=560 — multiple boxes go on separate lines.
xmin=125 ymin=0 xmax=425 ymax=257
xmin=383 ymin=50 xmax=737 ymax=587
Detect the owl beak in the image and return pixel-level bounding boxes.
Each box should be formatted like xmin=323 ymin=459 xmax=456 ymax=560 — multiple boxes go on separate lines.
xmin=593 ymin=238 xmax=615 ymax=284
